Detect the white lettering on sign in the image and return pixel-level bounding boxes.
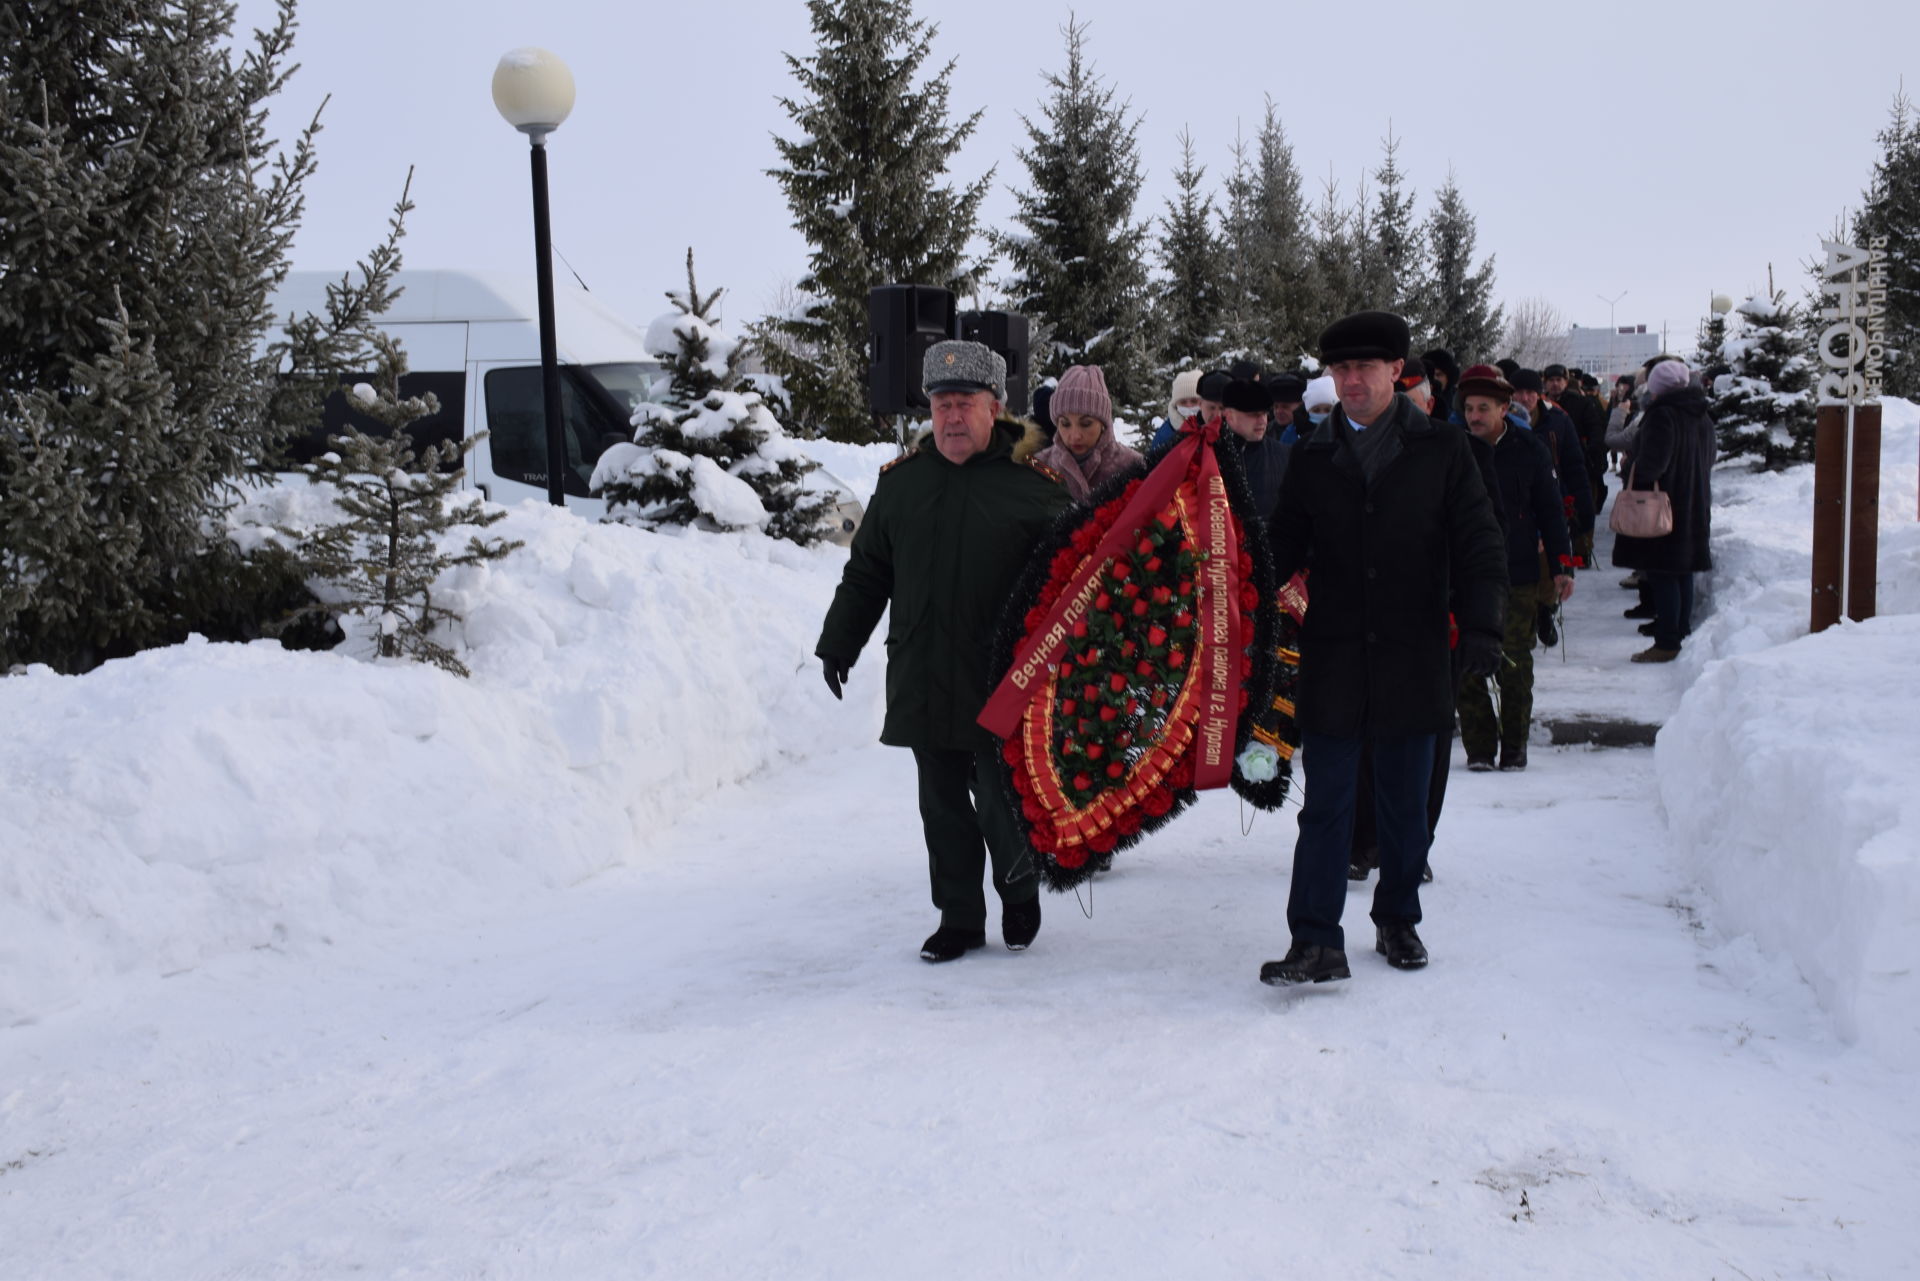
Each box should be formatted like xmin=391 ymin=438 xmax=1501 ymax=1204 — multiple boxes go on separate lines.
xmin=1816 ymin=239 xmax=1884 ymax=405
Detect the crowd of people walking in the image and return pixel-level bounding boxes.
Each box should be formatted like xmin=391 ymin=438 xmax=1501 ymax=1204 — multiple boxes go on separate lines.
xmin=813 ymin=308 xmax=1715 ymax=983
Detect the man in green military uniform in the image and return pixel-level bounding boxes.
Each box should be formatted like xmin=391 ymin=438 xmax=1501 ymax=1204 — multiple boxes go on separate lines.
xmin=816 ymin=341 xmax=1072 ymax=963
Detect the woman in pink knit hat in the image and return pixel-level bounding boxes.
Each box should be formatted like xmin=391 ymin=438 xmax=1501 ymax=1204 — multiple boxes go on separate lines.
xmin=1032 ymin=364 xmax=1143 ymax=503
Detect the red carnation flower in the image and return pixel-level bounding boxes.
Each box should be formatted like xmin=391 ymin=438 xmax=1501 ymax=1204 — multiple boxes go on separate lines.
xmin=1055 ymin=844 xmax=1085 ymax=868
xmin=1136 ymin=536 xmax=1155 ymax=556
xmin=1073 ymin=773 xmax=1092 ymax=792
xmin=1086 ymin=743 xmax=1103 ymax=760
xmin=1099 ymin=705 xmax=1119 ymax=723
xmin=1147 ymin=625 xmax=1168 ymax=647
xmin=1150 ymin=689 xmax=1168 ymax=709
xmin=1239 ymin=553 xmax=1254 ymax=576
xmin=1120 ymin=640 xmax=1137 ymax=658
xmin=1116 ymin=809 xmax=1143 ymax=836
xmin=1126 ymin=699 xmax=1140 ymax=716
xmin=1023 ymin=797 xmax=1046 ymax=822
xmin=1051 ymin=550 xmax=1077 ymax=577
xmin=1061 ymin=698 xmax=1077 ymax=715
xmin=1112 ymin=560 xmax=1132 ymax=581
xmin=1110 ymin=613 xmax=1125 ymax=629
xmin=1089 ymin=829 xmax=1118 ymax=854
xmin=1072 ymin=620 xmax=1088 ymax=639
xmin=1135 ymin=659 xmax=1155 ymax=677
xmin=1169 ymin=756 xmax=1195 ymax=789
xmin=1002 ymin=739 xmax=1022 ymax=765
xmin=1157 ymin=509 xmax=1179 ymax=530
xmin=1143 ymin=786 xmax=1174 ymax=817
xmin=1115 ymin=731 xmax=1133 ymax=748
xmin=1095 ymin=592 xmax=1111 ymax=611
xmin=1106 ymin=761 xmax=1125 ymax=779
xmin=1151 ymin=586 xmax=1172 ymax=606
xmin=1169 ymin=650 xmax=1188 ymax=669
xmin=1178 ymin=579 xmax=1194 ymax=596
xmin=1240 ymin=584 xmax=1259 ymax=612
xmin=1144 ymin=556 xmax=1163 ymax=573
xmin=1058 ymin=661 xmax=1074 ymax=679
xmin=1131 ymin=599 xmax=1150 ymax=617
xmin=1109 ymin=673 xmax=1127 ymax=692
xmin=1024 ymin=607 xmax=1045 ymax=632
xmin=1084 ymin=683 xmax=1099 ymax=701
xmin=1174 ymin=610 xmax=1193 ymax=628
xmin=1122 ymin=582 xmax=1140 ymax=599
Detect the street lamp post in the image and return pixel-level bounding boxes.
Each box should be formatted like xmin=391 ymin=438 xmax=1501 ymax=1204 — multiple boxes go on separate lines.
xmin=1596 ymin=290 xmax=1628 ymax=380
xmin=493 ymin=48 xmax=576 ymax=507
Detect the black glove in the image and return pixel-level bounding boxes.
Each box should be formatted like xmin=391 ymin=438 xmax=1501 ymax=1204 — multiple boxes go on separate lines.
xmin=821 ymin=656 xmax=851 ymax=700
xmin=1459 ymin=631 xmax=1503 ymax=680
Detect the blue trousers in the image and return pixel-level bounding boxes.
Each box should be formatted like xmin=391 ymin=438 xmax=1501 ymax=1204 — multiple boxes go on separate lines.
xmin=1288 ymin=732 xmax=1434 ymax=951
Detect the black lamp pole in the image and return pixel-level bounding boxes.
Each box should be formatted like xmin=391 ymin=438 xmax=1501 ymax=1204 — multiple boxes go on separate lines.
xmin=528 ymin=133 xmax=565 ymax=507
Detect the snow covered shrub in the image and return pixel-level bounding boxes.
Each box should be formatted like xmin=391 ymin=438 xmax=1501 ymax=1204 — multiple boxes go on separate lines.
xmin=593 ymin=251 xmax=835 ymax=545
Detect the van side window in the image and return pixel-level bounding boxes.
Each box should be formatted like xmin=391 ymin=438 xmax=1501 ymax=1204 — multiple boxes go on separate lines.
xmin=284 ymin=371 xmax=466 ymax=469
xmin=483 ymin=367 xmax=614 ymax=497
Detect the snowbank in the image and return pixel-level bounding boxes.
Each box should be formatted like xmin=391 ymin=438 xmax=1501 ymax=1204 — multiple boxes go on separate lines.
xmin=1659 ymin=397 xmax=1920 ymax=1066
xmin=0 ymin=498 xmax=880 ymax=1025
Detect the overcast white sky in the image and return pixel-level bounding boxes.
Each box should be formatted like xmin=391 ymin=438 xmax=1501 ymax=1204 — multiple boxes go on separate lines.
xmin=235 ymin=0 xmax=1915 ymax=360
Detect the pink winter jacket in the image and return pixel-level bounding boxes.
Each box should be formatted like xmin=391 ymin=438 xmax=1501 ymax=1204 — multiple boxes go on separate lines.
xmin=1032 ymin=430 xmax=1144 ymax=503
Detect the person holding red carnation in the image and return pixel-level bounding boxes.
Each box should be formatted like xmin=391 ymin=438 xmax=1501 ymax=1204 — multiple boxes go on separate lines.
xmin=815 ymin=341 xmax=1072 ymax=964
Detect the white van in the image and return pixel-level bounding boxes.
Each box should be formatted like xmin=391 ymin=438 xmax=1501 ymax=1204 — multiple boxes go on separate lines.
xmin=268 ymin=269 xmax=864 ymax=541
xmin=271 ymin=269 xmax=665 ymax=518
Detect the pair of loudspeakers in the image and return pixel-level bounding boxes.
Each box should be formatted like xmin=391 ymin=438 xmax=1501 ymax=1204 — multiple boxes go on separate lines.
xmin=867 ymin=285 xmax=1030 ymax=417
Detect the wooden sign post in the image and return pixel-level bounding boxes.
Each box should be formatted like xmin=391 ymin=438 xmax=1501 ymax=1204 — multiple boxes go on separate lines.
xmin=1809 ymin=238 xmax=1888 ymax=633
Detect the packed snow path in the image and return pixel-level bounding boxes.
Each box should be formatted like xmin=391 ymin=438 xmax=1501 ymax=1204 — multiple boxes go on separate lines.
xmin=4 ymin=559 xmax=1913 ymax=1279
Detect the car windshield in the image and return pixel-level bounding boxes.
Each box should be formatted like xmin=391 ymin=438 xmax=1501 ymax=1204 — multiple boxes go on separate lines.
xmin=579 ymin=363 xmax=663 ymax=420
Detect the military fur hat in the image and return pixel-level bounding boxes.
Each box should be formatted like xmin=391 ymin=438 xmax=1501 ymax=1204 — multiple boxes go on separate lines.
xmin=923 ymin=340 xmax=1007 ymax=400
xmin=1509 ymin=367 xmax=1545 ymax=393
xmin=1317 ymin=311 xmax=1412 ymax=364
xmin=1221 ymin=378 xmax=1273 ymax=413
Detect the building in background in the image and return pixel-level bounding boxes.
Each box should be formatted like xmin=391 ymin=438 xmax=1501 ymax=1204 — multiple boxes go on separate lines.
xmin=1567 ymin=324 xmax=1665 ymax=380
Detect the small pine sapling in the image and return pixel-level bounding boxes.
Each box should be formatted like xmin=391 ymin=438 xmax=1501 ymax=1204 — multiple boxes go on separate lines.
xmin=298 ymin=334 xmax=520 ymax=676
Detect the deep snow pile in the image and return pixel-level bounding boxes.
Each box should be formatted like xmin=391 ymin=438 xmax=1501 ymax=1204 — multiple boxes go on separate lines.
xmin=1658 ymin=397 xmax=1920 ymax=1066
xmin=0 ymin=493 xmax=878 ymax=1025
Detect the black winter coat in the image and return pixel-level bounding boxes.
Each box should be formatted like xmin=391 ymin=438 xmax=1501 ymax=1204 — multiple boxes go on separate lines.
xmin=1269 ymin=394 xmax=1508 ymax=738
xmin=1218 ymin=427 xmax=1289 ymax=523
xmin=1612 ymin=385 xmax=1715 ymax=574
xmin=1486 ymin=422 xmax=1574 ymax=585
xmin=816 ymin=420 xmax=1071 ymax=751
xmin=1535 ymin=404 xmax=1595 ymax=534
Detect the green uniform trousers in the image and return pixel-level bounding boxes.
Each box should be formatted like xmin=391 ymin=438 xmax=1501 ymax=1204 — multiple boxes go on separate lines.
xmin=1457 ymin=581 xmax=1542 ymax=760
xmin=910 ymin=746 xmax=1039 ymax=931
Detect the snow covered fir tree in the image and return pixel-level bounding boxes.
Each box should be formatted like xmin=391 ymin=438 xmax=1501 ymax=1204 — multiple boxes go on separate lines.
xmin=1854 ymin=88 xmax=1919 ymax=400
xmin=594 ymin=252 xmax=835 ymax=544
xmin=761 ymin=0 xmax=992 ymax=442
xmin=0 ymin=0 xmax=322 ymax=672
xmin=1412 ymin=172 xmax=1504 ymax=363
xmin=1711 ymin=288 xmax=1816 ymax=468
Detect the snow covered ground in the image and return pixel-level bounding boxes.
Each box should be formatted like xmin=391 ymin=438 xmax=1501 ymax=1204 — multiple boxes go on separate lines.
xmin=2 ymin=412 xmax=1916 ymax=1277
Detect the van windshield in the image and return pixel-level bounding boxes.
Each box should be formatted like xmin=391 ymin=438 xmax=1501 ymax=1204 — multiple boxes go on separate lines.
xmin=579 ymin=363 xmax=663 ymax=420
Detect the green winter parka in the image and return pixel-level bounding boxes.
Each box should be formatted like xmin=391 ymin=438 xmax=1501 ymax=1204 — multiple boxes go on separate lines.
xmin=816 ymin=420 xmax=1070 ymax=753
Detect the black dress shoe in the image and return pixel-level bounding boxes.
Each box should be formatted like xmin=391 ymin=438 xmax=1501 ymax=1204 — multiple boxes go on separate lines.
xmin=1624 ymin=604 xmax=1655 ymax=619
xmin=920 ymin=925 xmax=987 ymax=963
xmin=1260 ymin=942 xmax=1351 ymax=985
xmin=1002 ymin=896 xmax=1041 ymax=951
xmin=1638 ymin=622 xmax=1657 ymax=636
xmin=1375 ymin=924 xmax=1429 ymax=969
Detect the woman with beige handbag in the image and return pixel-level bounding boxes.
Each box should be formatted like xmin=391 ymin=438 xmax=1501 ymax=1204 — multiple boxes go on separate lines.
xmin=1609 ymin=358 xmax=1716 ymax=662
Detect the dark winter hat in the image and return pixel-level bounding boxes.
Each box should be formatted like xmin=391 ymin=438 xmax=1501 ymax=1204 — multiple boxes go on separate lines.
xmin=923 ymin=340 xmax=1007 ymax=400
xmin=1495 ymin=358 xmax=1522 ymax=380
xmin=1318 ymin=311 xmax=1412 ymax=364
xmin=1456 ymin=363 xmax=1513 ymax=403
xmin=1266 ymin=372 xmax=1308 ymax=402
xmin=1542 ymin=362 xmax=1569 ymax=380
xmin=1421 ymin=348 xmax=1460 ymax=383
xmin=1051 ymin=364 xmax=1113 ymax=429
xmin=1031 ymin=384 xmax=1056 ymax=436
xmin=1396 ymin=355 xmax=1427 ymax=389
xmin=1197 ymin=370 xmax=1233 ymax=402
xmin=1228 ymin=357 xmax=1264 ymax=383
xmin=1579 ymin=373 xmax=1600 ymax=391
xmin=1221 ymin=378 xmax=1273 ymax=413
xmin=1509 ymin=367 xmax=1545 ymax=393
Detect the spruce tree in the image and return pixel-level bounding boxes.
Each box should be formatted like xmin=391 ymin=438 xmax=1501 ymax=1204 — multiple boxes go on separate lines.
xmin=995 ymin=16 xmax=1154 ymax=420
xmin=1370 ymin=124 xmax=1421 ymax=313
xmin=596 ymin=253 xmax=835 ymax=544
xmin=1712 ymin=289 xmax=1816 ymax=468
xmin=1220 ymin=103 xmax=1313 ymax=367
xmin=0 ymin=0 xmax=322 ymax=671
xmin=1307 ymin=166 xmax=1366 ymax=325
xmin=1693 ymin=309 xmax=1732 ymax=384
xmin=763 ymin=0 xmax=992 ymax=442
xmin=1853 ymin=88 xmax=1920 ymax=399
xmin=1151 ymin=128 xmax=1227 ymax=376
xmin=1413 ymin=171 xmax=1504 ymax=362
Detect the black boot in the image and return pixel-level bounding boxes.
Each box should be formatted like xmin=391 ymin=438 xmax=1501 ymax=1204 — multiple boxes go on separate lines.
xmin=1259 ymin=941 xmax=1351 ymax=986
xmin=1624 ymin=603 xmax=1655 ymax=619
xmin=1375 ymin=923 xmax=1428 ymax=969
xmin=1002 ymin=896 xmax=1041 ymax=951
xmin=920 ymin=925 xmax=987 ymax=963
xmin=1498 ymin=742 xmax=1528 ymax=772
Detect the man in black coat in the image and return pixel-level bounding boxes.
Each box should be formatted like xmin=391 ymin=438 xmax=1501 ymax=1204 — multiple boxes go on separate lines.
xmin=1261 ymin=312 xmax=1508 ymax=985
xmin=1218 ymin=377 xmax=1288 ymax=521
xmin=1454 ymin=365 xmax=1576 ymax=772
